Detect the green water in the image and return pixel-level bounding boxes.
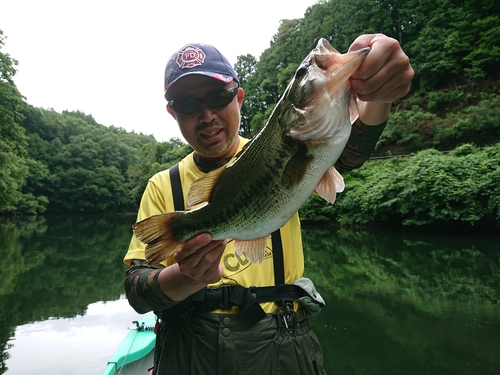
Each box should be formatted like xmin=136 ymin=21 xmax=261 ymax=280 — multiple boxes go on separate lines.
xmin=1 ymin=215 xmax=498 ymax=374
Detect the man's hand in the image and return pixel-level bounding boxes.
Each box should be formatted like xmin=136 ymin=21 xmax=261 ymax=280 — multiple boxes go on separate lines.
xmin=350 ymin=33 xmax=413 ymax=103
xmin=157 ymin=233 xmax=226 ymax=301
xmin=175 ymin=233 xmax=226 ymax=283
xmin=349 ymin=34 xmax=414 ymax=125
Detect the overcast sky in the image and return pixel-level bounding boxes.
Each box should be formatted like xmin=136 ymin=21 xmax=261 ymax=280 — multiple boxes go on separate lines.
xmin=1 ymin=0 xmax=320 ymax=142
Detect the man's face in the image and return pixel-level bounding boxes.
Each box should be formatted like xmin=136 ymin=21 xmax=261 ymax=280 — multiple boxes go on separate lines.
xmin=166 ymin=75 xmax=244 ymax=161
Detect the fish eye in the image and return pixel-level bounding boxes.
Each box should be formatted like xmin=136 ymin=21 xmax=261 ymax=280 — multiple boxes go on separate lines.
xmin=295 ymin=65 xmax=307 ymax=79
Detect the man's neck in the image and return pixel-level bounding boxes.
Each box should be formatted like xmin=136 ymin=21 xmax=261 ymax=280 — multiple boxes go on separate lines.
xmin=193 ymin=152 xmax=233 ymax=173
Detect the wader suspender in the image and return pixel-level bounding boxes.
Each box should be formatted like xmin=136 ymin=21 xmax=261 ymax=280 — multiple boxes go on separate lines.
xmin=168 ymin=163 xmax=285 ymax=284
xmin=169 ymin=163 xmax=185 ymax=215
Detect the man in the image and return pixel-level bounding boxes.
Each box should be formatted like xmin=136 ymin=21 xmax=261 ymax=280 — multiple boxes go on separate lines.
xmin=125 ymin=34 xmax=413 ymax=374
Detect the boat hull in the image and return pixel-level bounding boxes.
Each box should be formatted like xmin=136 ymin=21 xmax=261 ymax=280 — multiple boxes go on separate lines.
xmin=101 ymin=314 xmax=156 ymax=375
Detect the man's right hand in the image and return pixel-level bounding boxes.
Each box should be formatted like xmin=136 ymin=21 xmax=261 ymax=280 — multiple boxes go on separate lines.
xmin=157 ymin=233 xmax=226 ymax=301
xmin=175 ymin=233 xmax=226 ymax=283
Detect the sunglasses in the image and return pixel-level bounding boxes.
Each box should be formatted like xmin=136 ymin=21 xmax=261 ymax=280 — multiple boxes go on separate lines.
xmin=167 ymin=86 xmax=239 ymax=115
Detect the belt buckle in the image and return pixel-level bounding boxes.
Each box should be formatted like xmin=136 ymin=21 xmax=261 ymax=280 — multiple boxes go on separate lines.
xmin=278 ymin=298 xmax=296 ymax=334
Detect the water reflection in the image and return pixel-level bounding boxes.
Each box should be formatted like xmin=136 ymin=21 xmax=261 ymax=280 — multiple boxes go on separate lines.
xmin=5 ymin=299 xmax=151 ymax=375
xmin=0 ymin=216 xmax=498 ymax=374
xmin=303 ymin=226 xmax=500 ymax=374
xmin=0 ymin=214 xmax=136 ymax=375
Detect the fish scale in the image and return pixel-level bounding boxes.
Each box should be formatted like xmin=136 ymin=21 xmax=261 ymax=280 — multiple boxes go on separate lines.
xmin=133 ymin=39 xmax=370 ymax=265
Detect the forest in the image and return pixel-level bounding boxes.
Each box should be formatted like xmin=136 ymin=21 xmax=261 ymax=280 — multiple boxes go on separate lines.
xmin=1 ymin=0 xmax=499 ymax=228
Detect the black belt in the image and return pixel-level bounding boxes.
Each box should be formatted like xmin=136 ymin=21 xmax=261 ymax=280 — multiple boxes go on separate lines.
xmin=159 ymin=284 xmax=304 ymax=326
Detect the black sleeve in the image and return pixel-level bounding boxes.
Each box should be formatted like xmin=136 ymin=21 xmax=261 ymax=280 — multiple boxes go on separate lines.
xmin=334 ymin=118 xmax=387 ymax=174
xmin=124 ymin=260 xmax=178 ymax=314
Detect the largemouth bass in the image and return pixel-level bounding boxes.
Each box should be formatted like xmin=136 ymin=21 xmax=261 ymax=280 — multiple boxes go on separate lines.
xmin=133 ymin=38 xmax=370 ymax=264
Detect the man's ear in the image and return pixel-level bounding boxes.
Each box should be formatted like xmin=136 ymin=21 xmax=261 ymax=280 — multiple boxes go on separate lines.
xmin=236 ymin=87 xmax=245 ymax=110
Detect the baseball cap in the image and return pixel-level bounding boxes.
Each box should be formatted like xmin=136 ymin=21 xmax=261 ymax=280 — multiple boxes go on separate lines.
xmin=164 ymin=43 xmax=239 ymax=100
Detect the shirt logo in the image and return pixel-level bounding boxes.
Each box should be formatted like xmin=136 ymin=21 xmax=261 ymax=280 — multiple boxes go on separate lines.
xmin=176 ymin=46 xmax=206 ymax=69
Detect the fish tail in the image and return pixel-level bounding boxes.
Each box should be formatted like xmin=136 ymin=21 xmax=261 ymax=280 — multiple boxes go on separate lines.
xmin=132 ymin=213 xmax=184 ymax=264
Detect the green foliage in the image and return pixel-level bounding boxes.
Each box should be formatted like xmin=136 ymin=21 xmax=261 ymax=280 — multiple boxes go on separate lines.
xmin=463 ymin=16 xmax=500 ymax=80
xmin=0 ymin=30 xmax=30 ymax=214
xmin=2 ymin=0 xmax=500 ymax=221
xmin=376 ymin=106 xmax=438 ymax=153
xmin=0 ymin=148 xmax=28 ymax=213
xmin=240 ymin=18 xmax=304 ymax=136
xmin=0 ymin=72 xmax=190 ymax=214
xmin=48 ymin=166 xmax=132 ymax=212
xmin=298 ymin=194 xmax=336 ymax=224
xmin=438 ymin=94 xmax=500 ymax=146
xmin=426 ymin=90 xmax=467 ymax=112
xmin=406 ymin=0 xmax=498 ymax=91
xmin=302 ymin=144 xmax=500 ymax=227
xmin=14 ymin=158 xmax=50 ymax=214
xmin=374 ymin=93 xmax=500 ymax=155
xmin=239 ymin=0 xmax=500 ymax=137
xmin=19 ymin=108 xmax=135 ymax=213
xmin=128 ymin=139 xmax=192 ymax=205
xmin=15 ymin=105 xmax=192 ymax=213
xmin=234 ymin=54 xmax=257 ymax=135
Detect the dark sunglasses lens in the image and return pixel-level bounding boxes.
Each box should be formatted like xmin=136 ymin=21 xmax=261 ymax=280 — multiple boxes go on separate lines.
xmin=170 ymin=87 xmax=237 ymax=114
xmin=206 ymin=90 xmax=235 ymax=108
xmin=172 ymin=98 xmax=199 ymax=114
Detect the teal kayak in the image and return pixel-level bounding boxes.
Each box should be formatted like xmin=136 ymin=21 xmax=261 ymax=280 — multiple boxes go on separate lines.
xmin=101 ymin=314 xmax=156 ymax=375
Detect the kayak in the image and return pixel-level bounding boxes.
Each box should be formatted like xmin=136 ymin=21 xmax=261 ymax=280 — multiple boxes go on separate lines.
xmin=101 ymin=314 xmax=156 ymax=375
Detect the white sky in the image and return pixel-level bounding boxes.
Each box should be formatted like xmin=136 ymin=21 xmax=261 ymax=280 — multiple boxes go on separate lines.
xmin=1 ymin=0 xmax=320 ymax=142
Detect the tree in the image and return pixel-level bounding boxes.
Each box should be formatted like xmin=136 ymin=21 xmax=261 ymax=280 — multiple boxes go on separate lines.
xmin=406 ymin=0 xmax=500 ymax=90
xmin=463 ymin=16 xmax=500 ymax=80
xmin=127 ymin=139 xmax=192 ymax=206
xmin=0 ymin=29 xmax=29 ymax=213
xmin=234 ymin=54 xmax=257 ymax=136
xmin=242 ymin=18 xmax=304 ymax=135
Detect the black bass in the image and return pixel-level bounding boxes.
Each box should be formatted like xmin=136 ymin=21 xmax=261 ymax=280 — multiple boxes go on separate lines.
xmin=133 ymin=38 xmax=370 ymax=264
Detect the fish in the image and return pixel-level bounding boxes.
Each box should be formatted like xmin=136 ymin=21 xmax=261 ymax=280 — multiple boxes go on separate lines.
xmin=133 ymin=38 xmax=370 ymax=265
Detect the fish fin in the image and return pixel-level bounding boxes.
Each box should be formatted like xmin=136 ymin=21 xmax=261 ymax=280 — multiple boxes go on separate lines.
xmin=315 ymin=166 xmax=345 ymax=203
xmin=281 ymin=142 xmax=314 ymax=188
xmin=234 ymin=236 xmax=270 ymax=264
xmin=349 ymin=93 xmax=359 ymax=124
xmin=132 ymin=213 xmax=183 ymax=264
xmin=187 ymin=166 xmax=225 ymax=207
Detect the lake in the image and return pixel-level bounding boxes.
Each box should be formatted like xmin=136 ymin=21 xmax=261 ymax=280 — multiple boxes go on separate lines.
xmin=1 ymin=214 xmax=498 ymax=374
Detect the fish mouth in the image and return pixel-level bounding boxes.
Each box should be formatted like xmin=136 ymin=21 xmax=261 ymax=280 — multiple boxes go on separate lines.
xmin=311 ymin=39 xmax=370 ymax=98
xmin=314 ymin=38 xmax=370 ymax=74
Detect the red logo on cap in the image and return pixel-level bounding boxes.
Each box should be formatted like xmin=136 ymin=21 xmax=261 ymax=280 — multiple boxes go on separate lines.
xmin=176 ymin=46 xmax=206 ymax=69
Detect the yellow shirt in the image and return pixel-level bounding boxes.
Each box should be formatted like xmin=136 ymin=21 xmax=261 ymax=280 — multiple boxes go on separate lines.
xmin=124 ymin=137 xmax=304 ymax=313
